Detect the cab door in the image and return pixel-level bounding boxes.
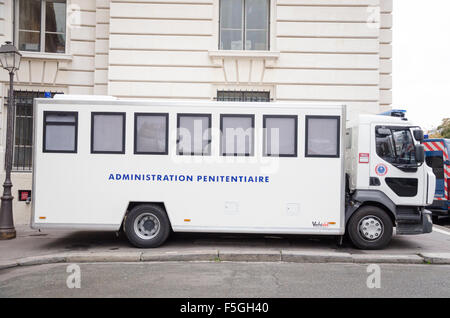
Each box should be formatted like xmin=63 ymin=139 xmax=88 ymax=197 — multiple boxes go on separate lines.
xmin=424 ymin=140 xmax=448 ymax=201
xmin=370 ymin=125 xmax=424 ymax=206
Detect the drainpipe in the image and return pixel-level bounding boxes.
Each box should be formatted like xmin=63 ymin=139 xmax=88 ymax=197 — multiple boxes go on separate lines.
xmin=12 ymin=0 xmax=16 ymax=45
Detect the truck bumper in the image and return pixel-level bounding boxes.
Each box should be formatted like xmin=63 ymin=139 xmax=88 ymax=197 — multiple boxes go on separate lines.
xmin=396 ymin=210 xmax=433 ymax=235
xmin=429 ymin=200 xmax=449 ymax=216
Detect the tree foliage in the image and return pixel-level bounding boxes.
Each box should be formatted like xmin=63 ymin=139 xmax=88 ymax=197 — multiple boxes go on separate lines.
xmin=431 ymin=118 xmax=450 ymax=138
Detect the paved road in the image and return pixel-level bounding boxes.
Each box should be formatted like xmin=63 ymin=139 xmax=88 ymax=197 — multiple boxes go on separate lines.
xmin=0 ymin=262 xmax=449 ymax=298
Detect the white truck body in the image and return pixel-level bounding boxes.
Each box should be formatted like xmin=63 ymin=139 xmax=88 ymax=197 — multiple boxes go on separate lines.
xmin=31 ymin=97 xmax=435 ymax=249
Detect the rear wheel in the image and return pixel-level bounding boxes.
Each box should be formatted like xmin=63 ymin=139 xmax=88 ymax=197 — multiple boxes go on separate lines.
xmin=124 ymin=204 xmax=171 ymax=248
xmin=347 ymin=206 xmax=393 ymax=250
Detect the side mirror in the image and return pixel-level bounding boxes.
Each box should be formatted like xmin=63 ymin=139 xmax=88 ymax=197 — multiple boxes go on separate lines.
xmin=413 ymin=130 xmax=424 ymax=142
xmin=415 ymin=144 xmax=425 ymax=164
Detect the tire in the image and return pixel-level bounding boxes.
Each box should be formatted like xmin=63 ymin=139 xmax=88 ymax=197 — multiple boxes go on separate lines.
xmin=124 ymin=204 xmax=171 ymax=248
xmin=347 ymin=206 xmax=393 ymax=250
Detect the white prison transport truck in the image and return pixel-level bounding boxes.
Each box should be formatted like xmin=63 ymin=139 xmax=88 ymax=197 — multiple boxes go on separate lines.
xmin=31 ymin=96 xmax=435 ymax=250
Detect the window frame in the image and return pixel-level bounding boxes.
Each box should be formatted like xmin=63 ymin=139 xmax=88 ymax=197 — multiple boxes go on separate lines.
xmin=218 ymin=0 xmax=270 ymax=51
xmin=134 ymin=113 xmax=169 ymax=155
xmin=15 ymin=0 xmax=67 ymax=54
xmin=42 ymin=111 xmax=78 ymax=154
xmin=91 ymin=112 xmax=126 ymax=155
xmin=177 ymin=113 xmax=212 ymax=156
xmin=220 ymin=114 xmax=255 ymax=157
xmin=305 ymin=115 xmax=341 ymax=158
xmin=263 ymin=115 xmax=298 ymax=158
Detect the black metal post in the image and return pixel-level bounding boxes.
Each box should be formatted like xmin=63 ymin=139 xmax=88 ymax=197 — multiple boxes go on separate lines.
xmin=0 ymin=71 xmax=16 ymax=239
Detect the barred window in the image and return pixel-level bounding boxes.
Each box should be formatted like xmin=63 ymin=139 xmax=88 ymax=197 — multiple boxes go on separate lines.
xmin=12 ymin=91 xmax=60 ymax=171
xmin=217 ymin=91 xmax=270 ymax=102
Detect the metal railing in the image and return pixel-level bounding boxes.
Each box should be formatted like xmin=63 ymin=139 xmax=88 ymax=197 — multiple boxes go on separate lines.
xmin=216 ymin=91 xmax=271 ymax=102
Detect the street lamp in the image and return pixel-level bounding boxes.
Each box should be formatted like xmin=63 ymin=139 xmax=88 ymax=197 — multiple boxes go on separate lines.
xmin=0 ymin=41 xmax=21 ymax=240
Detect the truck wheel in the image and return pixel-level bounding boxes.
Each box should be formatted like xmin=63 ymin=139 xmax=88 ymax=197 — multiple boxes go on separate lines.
xmin=347 ymin=206 xmax=393 ymax=250
xmin=124 ymin=204 xmax=171 ymax=248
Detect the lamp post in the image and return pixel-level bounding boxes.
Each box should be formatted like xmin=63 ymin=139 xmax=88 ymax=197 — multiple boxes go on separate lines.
xmin=0 ymin=41 xmax=21 ymax=240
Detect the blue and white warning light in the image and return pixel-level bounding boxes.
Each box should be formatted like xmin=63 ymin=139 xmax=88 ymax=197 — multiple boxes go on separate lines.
xmin=378 ymin=109 xmax=407 ymax=118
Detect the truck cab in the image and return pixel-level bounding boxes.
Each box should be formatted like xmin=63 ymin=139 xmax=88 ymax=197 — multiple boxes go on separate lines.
xmin=344 ymin=114 xmax=435 ymax=249
xmin=424 ymin=138 xmax=450 ymax=220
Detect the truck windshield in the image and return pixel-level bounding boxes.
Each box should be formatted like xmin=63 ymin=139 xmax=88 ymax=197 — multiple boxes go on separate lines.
xmin=376 ymin=127 xmax=416 ymax=165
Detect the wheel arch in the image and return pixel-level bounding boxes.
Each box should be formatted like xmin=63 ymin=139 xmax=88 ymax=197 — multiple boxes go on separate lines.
xmin=356 ymin=201 xmax=396 ymax=225
xmin=346 ymin=190 xmax=397 ymax=225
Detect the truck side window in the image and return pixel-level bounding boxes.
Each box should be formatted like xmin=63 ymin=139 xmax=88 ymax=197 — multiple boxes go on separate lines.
xmin=263 ymin=115 xmax=297 ymax=157
xmin=91 ymin=112 xmax=126 ymax=154
xmin=134 ymin=113 xmax=168 ymax=155
xmin=43 ymin=111 xmax=78 ymax=153
xmin=305 ymin=116 xmax=340 ymax=158
xmin=177 ymin=114 xmax=211 ymax=156
xmin=220 ymin=114 xmax=254 ymax=156
xmin=375 ymin=127 xmax=416 ymax=165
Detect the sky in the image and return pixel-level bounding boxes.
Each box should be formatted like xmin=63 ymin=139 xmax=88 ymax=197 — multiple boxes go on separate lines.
xmin=393 ymin=0 xmax=450 ymax=130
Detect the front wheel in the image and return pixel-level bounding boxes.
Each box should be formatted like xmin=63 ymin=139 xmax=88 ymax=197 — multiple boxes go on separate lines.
xmin=124 ymin=204 xmax=171 ymax=248
xmin=347 ymin=206 xmax=393 ymax=250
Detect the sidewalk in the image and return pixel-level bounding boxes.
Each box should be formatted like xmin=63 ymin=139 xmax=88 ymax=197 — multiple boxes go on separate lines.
xmin=1 ymin=225 xmax=450 ymax=270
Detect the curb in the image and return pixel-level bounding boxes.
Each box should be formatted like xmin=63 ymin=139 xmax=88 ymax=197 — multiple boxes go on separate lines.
xmin=141 ymin=250 xmax=219 ymax=262
xmin=419 ymin=253 xmax=450 ymax=265
xmin=281 ymin=251 xmax=353 ymax=263
xmin=2 ymin=250 xmax=450 ymax=271
xmin=66 ymin=252 xmax=142 ymax=263
xmin=351 ymin=254 xmax=424 ymax=264
xmin=219 ymin=250 xmax=281 ymax=262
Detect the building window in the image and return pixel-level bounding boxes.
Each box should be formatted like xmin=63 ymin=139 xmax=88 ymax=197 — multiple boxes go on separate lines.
xmin=217 ymin=91 xmax=270 ymax=102
xmin=219 ymin=0 xmax=269 ymax=50
xmin=12 ymin=91 xmax=59 ymax=171
xmin=134 ymin=113 xmax=169 ymax=155
xmin=43 ymin=111 xmax=78 ymax=153
xmin=220 ymin=114 xmax=254 ymax=156
xmin=263 ymin=115 xmax=298 ymax=157
xmin=17 ymin=0 xmax=67 ymax=53
xmin=177 ymin=114 xmax=211 ymax=156
xmin=91 ymin=113 xmax=126 ymax=154
xmin=305 ymin=116 xmax=341 ymax=158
